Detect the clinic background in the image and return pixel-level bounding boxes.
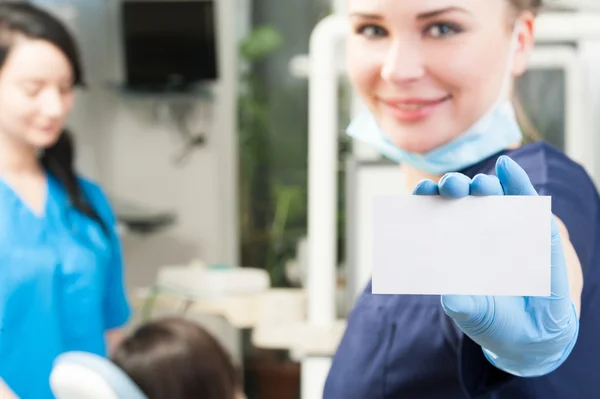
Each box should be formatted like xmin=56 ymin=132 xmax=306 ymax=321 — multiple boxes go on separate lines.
xmin=20 ymin=0 xmax=600 ymax=398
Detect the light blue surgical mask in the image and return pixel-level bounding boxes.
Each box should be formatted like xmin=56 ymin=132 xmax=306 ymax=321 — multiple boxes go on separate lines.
xmin=347 ymin=24 xmax=523 ymax=175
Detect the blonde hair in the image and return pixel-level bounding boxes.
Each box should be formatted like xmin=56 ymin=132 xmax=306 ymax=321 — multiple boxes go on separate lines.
xmin=508 ymin=0 xmax=543 ymax=14
xmin=508 ymin=0 xmax=544 ymax=142
xmin=513 ymin=93 xmax=540 ymax=142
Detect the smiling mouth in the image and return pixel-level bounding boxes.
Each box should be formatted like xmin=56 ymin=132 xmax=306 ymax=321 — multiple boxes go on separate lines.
xmin=385 ymin=95 xmax=451 ymax=109
xmin=38 ymin=125 xmax=59 ymax=132
xmin=379 ymin=95 xmax=452 ymax=122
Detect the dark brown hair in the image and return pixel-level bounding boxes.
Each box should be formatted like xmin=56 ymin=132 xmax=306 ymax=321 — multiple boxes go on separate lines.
xmin=0 ymin=2 xmax=106 ymax=231
xmin=112 ymin=317 xmax=238 ymax=399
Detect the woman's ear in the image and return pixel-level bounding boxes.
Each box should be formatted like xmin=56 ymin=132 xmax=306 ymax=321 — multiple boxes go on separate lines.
xmin=512 ymin=13 xmax=536 ymax=77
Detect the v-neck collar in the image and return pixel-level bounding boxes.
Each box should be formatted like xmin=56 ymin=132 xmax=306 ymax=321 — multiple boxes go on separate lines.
xmin=0 ymin=170 xmax=60 ymax=220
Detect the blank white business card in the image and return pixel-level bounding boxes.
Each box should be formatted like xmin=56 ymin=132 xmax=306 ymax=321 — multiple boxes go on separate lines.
xmin=372 ymin=195 xmax=551 ymax=296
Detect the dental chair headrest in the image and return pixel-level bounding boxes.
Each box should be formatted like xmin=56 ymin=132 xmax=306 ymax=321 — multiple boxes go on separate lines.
xmin=50 ymin=352 xmax=148 ymax=399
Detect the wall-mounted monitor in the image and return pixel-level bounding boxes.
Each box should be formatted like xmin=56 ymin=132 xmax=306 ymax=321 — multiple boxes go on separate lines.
xmin=121 ymin=0 xmax=218 ymax=92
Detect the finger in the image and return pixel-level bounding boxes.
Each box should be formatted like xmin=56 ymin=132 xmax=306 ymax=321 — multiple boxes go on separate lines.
xmin=413 ymin=179 xmax=439 ymax=195
xmin=441 ymin=295 xmax=478 ymax=322
xmin=441 ymin=295 xmax=490 ymax=331
xmin=495 ymin=156 xmax=538 ymax=196
xmin=470 ymin=174 xmax=504 ymax=196
xmin=438 ymin=173 xmax=471 ymax=198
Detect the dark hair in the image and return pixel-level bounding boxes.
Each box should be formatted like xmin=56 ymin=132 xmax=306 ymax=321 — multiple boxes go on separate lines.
xmin=112 ymin=317 xmax=239 ymax=399
xmin=0 ymin=2 xmax=105 ymax=231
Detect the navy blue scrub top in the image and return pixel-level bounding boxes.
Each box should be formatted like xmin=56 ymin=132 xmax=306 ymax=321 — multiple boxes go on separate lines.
xmin=325 ymin=142 xmax=600 ymax=399
xmin=0 ymin=173 xmax=131 ymax=399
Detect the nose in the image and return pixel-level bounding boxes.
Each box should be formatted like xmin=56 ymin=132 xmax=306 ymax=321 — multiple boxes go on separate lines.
xmin=380 ymin=38 xmax=425 ymax=84
xmin=39 ymin=89 xmax=67 ymax=118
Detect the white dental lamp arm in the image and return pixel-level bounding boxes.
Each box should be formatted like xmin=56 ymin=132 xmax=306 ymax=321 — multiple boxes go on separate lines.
xmin=303 ymin=15 xmax=348 ymax=399
xmin=307 ymin=15 xmax=349 ymax=326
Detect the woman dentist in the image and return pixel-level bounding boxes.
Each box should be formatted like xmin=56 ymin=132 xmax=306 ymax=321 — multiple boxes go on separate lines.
xmin=0 ymin=3 xmax=130 ymax=398
xmin=325 ymin=0 xmax=600 ymax=398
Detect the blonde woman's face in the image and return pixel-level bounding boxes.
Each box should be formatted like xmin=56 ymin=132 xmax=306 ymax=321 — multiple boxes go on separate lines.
xmin=346 ymin=0 xmax=534 ymax=154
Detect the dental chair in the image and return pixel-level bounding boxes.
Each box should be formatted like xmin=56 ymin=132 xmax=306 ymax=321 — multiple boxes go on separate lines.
xmin=50 ymin=352 xmax=147 ymax=399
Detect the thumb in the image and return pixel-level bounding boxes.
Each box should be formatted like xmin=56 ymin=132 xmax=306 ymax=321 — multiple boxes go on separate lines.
xmin=441 ymin=295 xmax=489 ymax=330
xmin=495 ymin=156 xmax=538 ymax=196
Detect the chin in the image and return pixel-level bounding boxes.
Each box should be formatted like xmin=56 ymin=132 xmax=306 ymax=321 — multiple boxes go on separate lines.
xmin=381 ymin=120 xmax=454 ymax=155
xmin=30 ymin=132 xmax=62 ymax=149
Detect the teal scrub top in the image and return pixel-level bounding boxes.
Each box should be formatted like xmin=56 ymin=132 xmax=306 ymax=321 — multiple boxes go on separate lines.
xmin=0 ymin=172 xmax=131 ymax=399
xmin=325 ymin=142 xmax=600 ymax=398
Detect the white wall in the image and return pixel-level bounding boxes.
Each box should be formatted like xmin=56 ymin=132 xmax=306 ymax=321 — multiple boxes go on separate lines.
xmin=581 ymin=40 xmax=600 ymax=185
xmin=33 ymin=0 xmax=240 ymax=290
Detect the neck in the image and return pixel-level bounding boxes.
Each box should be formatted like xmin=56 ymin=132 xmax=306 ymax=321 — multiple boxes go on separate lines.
xmin=0 ymin=133 xmax=41 ymax=175
xmin=401 ymin=163 xmax=442 ymax=193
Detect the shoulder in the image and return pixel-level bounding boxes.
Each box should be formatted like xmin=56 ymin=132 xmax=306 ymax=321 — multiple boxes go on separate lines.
xmin=465 ymin=142 xmax=599 ymax=201
xmin=76 ymin=176 xmax=116 ymax=223
xmin=506 ymin=141 xmax=593 ymax=187
xmin=77 ymin=176 xmax=107 ymax=205
xmin=504 ymin=142 xmax=596 ymax=194
xmin=77 ymin=176 xmax=104 ymax=196
xmin=508 ymin=142 xmax=600 ymax=269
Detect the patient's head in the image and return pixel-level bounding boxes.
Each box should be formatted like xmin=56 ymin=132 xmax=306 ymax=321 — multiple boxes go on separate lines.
xmin=112 ymin=317 xmax=238 ymax=399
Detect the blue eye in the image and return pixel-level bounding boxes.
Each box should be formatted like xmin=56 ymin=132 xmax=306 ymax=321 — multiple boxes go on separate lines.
xmin=357 ymin=24 xmax=388 ymax=39
xmin=426 ymin=23 xmax=461 ymax=38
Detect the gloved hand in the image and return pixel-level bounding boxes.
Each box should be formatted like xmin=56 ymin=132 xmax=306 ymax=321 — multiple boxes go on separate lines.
xmin=412 ymin=155 xmax=579 ymax=377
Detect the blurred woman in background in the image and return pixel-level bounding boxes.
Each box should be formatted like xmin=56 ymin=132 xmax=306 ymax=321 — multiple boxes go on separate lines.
xmin=0 ymin=3 xmax=130 ymax=397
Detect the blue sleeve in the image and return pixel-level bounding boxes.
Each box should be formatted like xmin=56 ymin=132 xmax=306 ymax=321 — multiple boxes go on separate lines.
xmin=80 ymin=179 xmax=132 ymax=330
xmin=460 ymin=148 xmax=600 ymax=397
xmin=537 ymin=165 xmax=599 ymax=276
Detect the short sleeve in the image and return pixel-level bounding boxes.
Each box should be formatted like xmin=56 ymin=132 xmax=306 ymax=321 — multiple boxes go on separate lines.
xmin=79 ymin=179 xmax=132 ymax=330
xmin=537 ymin=172 xmax=599 ymax=276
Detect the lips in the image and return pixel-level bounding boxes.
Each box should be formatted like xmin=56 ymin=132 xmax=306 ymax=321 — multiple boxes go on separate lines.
xmin=382 ymin=95 xmax=450 ymax=109
xmin=37 ymin=124 xmax=60 ymax=133
xmin=379 ymin=95 xmax=451 ymax=122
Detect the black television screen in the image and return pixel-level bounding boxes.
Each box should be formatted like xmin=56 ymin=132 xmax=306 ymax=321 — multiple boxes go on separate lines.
xmin=121 ymin=0 xmax=218 ymax=91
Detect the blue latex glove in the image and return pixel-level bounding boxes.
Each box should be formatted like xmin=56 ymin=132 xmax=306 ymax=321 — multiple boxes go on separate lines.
xmin=413 ymin=155 xmax=579 ymax=377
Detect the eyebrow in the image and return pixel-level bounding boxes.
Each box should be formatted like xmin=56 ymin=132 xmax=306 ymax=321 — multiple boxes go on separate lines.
xmin=350 ymin=6 xmax=470 ymax=21
xmin=349 ymin=12 xmax=382 ymax=20
xmin=417 ymin=6 xmax=470 ymax=20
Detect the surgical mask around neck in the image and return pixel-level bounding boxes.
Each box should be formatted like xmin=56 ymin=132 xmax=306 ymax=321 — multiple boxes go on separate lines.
xmin=347 ymin=23 xmax=524 ymax=175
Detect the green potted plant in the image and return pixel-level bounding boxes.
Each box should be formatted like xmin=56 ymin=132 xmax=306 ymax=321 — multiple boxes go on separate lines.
xmin=237 ymin=26 xmax=304 ymax=399
xmin=237 ymin=26 xmax=285 ymax=284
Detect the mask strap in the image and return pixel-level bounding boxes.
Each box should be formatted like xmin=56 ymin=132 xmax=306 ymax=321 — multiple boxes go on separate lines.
xmin=498 ymin=21 xmax=523 ymax=102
